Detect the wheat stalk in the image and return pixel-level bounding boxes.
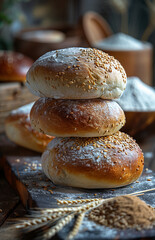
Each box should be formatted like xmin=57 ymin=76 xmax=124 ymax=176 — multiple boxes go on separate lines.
xmin=129 ymin=188 xmax=155 ymax=195
xmin=15 ymin=211 xmax=67 ymax=229
xmin=67 ymin=212 xmax=85 ymax=240
xmin=42 ymin=200 xmax=102 ymax=215
xmin=56 ymin=188 xmax=155 ymax=206
xmin=41 ymin=206 xmax=81 ymax=214
xmin=43 ymin=213 xmax=75 ymax=239
xmin=57 ymin=198 xmax=102 ymax=205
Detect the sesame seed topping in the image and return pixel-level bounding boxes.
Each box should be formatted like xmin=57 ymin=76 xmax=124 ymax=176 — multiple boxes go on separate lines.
xmin=50 ymin=131 xmax=143 ymax=171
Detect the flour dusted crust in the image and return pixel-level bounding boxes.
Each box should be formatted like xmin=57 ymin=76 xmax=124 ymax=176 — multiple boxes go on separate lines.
xmin=42 ymin=132 xmax=144 ymax=188
xmin=30 ymin=98 xmax=125 ymax=137
xmin=5 ymin=103 xmax=54 ymax=152
xmin=26 ymin=48 xmax=127 ymax=99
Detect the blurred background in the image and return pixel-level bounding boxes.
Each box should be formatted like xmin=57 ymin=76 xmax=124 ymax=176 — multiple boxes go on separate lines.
xmin=0 ymin=0 xmax=155 ymax=85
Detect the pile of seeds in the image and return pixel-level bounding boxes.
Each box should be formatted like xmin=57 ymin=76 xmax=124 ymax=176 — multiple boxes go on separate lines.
xmin=88 ymin=195 xmax=155 ymax=230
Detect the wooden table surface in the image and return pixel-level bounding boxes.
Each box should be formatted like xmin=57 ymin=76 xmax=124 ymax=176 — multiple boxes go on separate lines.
xmin=0 ymin=126 xmax=154 ymax=239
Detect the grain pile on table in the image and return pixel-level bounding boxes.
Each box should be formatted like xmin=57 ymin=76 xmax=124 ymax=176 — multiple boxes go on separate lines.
xmin=89 ymin=195 xmax=155 ymax=230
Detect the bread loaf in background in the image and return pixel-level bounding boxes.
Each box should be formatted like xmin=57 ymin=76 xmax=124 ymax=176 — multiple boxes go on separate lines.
xmin=5 ymin=103 xmax=54 ymax=152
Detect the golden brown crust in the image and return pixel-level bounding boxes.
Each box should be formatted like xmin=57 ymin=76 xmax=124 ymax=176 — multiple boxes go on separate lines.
xmin=5 ymin=103 xmax=54 ymax=152
xmin=30 ymin=98 xmax=125 ymax=137
xmin=42 ymin=132 xmax=144 ymax=188
xmin=26 ymin=48 xmax=127 ymax=99
xmin=0 ymin=51 xmax=33 ymax=82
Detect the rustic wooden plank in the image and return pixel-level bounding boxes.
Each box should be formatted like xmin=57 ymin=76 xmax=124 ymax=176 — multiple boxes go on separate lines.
xmin=0 ymin=174 xmax=19 ymax=227
xmin=0 ymin=203 xmax=27 ymax=240
xmin=0 ymin=134 xmax=38 ymax=160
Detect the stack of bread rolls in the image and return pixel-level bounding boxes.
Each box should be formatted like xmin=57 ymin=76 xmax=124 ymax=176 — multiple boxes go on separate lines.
xmin=26 ymin=48 xmax=144 ymax=188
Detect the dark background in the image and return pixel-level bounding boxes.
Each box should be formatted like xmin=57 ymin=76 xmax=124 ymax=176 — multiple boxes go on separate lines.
xmin=0 ymin=0 xmax=155 ymax=84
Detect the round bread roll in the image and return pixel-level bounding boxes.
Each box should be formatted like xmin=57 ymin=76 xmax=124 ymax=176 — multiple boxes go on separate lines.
xmin=0 ymin=51 xmax=33 ymax=82
xmin=42 ymin=131 xmax=144 ymax=188
xmin=26 ymin=47 xmax=127 ymax=99
xmin=5 ymin=103 xmax=54 ymax=152
xmin=30 ymin=98 xmax=125 ymax=137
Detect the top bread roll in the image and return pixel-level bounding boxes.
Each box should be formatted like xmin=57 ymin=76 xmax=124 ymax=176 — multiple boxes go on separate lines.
xmin=26 ymin=48 xmax=127 ymax=99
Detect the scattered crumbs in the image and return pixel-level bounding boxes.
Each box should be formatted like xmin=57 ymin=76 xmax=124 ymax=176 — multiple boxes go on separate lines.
xmin=147 ymin=179 xmax=152 ymax=181
xmin=24 ymin=162 xmax=27 ymax=165
xmin=146 ymin=168 xmax=149 ymax=171
xmin=94 ymin=194 xmax=97 ymax=196
xmin=14 ymin=212 xmax=19 ymax=217
xmin=111 ymin=189 xmax=115 ymax=191
xmin=48 ymin=190 xmax=53 ymax=194
xmin=130 ymin=186 xmax=133 ymax=188
xmin=136 ymin=181 xmax=139 ymax=183
xmin=24 ymin=169 xmax=27 ymax=172
xmin=31 ymin=168 xmax=36 ymax=171
xmin=16 ymin=159 xmax=20 ymax=162
xmin=82 ymin=228 xmax=89 ymax=232
xmin=51 ymin=186 xmax=56 ymax=189
xmin=78 ymin=196 xmax=82 ymax=199
xmin=0 ymin=209 xmax=2 ymax=213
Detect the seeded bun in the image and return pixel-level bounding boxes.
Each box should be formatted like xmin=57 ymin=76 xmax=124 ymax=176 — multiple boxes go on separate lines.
xmin=5 ymin=103 xmax=54 ymax=152
xmin=30 ymin=98 xmax=125 ymax=137
xmin=42 ymin=132 xmax=144 ymax=188
xmin=26 ymin=48 xmax=127 ymax=99
xmin=0 ymin=51 xmax=33 ymax=82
